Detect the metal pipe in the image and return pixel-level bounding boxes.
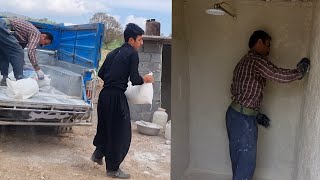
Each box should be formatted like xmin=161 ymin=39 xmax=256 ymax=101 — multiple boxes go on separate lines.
xmin=0 ymin=121 xmax=92 ymax=126
xmin=0 ymin=107 xmax=88 ymax=114
xmin=212 ymin=2 xmax=236 ymax=18
xmin=218 ymin=6 xmax=236 ymax=18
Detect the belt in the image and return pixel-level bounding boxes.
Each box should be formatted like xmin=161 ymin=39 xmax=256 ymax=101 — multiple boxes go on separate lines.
xmin=1 ymin=18 xmax=13 ymax=31
xmin=230 ymin=101 xmax=258 ymax=116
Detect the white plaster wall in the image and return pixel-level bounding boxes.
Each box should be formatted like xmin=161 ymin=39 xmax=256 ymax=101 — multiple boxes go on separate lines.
xmin=183 ymin=1 xmax=312 ymax=179
xmin=296 ymin=0 xmax=320 ymax=179
xmin=171 ymin=0 xmax=191 ymax=179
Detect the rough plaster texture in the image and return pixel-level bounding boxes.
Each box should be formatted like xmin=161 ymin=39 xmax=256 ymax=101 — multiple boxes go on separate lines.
xmin=179 ymin=0 xmax=313 ymax=179
xmin=296 ymin=0 xmax=320 ymax=179
xmin=171 ymin=0 xmax=191 ymax=179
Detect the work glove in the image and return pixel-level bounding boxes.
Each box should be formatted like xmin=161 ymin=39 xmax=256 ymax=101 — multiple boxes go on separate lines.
xmin=256 ymin=113 xmax=271 ymax=128
xmin=36 ymin=70 xmax=45 ymax=80
xmin=297 ymin=57 xmax=310 ymax=80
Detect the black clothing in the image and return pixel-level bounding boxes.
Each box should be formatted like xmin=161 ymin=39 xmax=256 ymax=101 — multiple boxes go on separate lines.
xmin=93 ymin=43 xmax=144 ymax=171
xmin=98 ymin=43 xmax=144 ymax=91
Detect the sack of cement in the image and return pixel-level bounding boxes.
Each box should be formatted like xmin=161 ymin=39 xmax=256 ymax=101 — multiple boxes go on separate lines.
xmin=6 ymin=78 xmax=39 ymax=100
xmin=125 ymin=72 xmax=154 ymax=104
xmin=8 ymin=70 xmax=51 ymax=88
xmin=125 ymin=81 xmax=153 ymax=104
xmin=37 ymin=74 xmax=51 ymax=88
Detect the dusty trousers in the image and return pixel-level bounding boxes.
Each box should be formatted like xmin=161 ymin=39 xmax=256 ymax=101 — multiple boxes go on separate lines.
xmin=226 ymin=106 xmax=258 ymax=180
xmin=0 ymin=19 xmax=24 ymax=80
xmin=93 ymin=87 xmax=132 ymax=171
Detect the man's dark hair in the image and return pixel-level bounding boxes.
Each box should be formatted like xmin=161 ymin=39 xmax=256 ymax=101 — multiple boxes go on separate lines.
xmin=41 ymin=32 xmax=53 ymax=43
xmin=248 ymin=30 xmax=271 ymax=48
xmin=124 ymin=23 xmax=144 ymax=42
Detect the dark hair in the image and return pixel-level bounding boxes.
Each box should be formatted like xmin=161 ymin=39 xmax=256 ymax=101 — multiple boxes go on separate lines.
xmin=41 ymin=32 xmax=53 ymax=43
xmin=248 ymin=30 xmax=271 ymax=48
xmin=124 ymin=23 xmax=144 ymax=42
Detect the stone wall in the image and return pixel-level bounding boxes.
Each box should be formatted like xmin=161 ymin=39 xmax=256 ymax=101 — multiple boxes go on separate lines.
xmin=129 ymin=37 xmax=171 ymax=122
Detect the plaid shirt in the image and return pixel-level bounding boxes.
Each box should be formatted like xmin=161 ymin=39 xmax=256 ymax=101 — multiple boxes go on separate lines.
xmin=231 ymin=50 xmax=302 ymax=110
xmin=8 ymin=18 xmax=40 ymax=69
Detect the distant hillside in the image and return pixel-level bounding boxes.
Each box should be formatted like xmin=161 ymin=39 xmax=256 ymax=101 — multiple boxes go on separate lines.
xmin=0 ymin=12 xmax=30 ymax=19
xmin=0 ymin=12 xmax=56 ymax=24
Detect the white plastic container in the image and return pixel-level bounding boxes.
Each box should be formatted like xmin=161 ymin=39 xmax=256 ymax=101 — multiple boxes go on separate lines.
xmin=165 ymin=120 xmax=171 ymax=140
xmin=152 ymin=108 xmax=168 ymax=132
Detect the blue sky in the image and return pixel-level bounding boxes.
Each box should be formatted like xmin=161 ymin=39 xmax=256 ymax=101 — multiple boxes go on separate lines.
xmin=0 ymin=0 xmax=172 ymax=36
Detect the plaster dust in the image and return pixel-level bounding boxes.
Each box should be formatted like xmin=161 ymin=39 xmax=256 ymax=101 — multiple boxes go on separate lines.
xmin=0 ymin=79 xmax=170 ymax=180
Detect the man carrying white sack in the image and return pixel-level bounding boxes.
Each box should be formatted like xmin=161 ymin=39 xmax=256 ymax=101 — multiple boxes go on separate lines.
xmin=91 ymin=23 xmax=153 ymax=179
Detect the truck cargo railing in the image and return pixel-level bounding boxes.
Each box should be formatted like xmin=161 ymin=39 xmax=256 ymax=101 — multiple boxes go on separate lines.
xmin=0 ymin=104 xmax=93 ymax=126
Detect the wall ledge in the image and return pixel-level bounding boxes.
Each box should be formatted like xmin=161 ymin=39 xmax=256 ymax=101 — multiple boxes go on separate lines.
xmin=142 ymin=35 xmax=172 ymax=44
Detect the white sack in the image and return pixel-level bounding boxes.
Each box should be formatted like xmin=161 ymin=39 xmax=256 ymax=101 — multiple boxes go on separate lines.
xmin=8 ymin=71 xmax=51 ymax=88
xmin=6 ymin=78 xmax=39 ymax=100
xmin=37 ymin=74 xmax=51 ymax=88
xmin=125 ymin=81 xmax=153 ymax=104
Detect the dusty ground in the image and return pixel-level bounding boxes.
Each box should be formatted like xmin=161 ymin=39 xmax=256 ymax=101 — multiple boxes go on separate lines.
xmin=0 ymin=80 xmax=170 ymax=180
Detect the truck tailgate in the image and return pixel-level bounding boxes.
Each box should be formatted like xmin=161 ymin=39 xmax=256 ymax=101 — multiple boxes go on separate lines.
xmin=0 ymin=86 xmax=89 ymax=109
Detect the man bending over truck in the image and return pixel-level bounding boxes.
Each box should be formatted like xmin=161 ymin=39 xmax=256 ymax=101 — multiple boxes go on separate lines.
xmin=0 ymin=17 xmax=53 ymax=85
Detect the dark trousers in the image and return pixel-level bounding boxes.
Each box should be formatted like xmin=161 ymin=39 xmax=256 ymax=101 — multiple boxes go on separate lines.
xmin=0 ymin=19 xmax=24 ymax=79
xmin=93 ymin=87 xmax=131 ymax=171
xmin=226 ymin=106 xmax=258 ymax=180
xmin=0 ymin=57 xmax=9 ymax=77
